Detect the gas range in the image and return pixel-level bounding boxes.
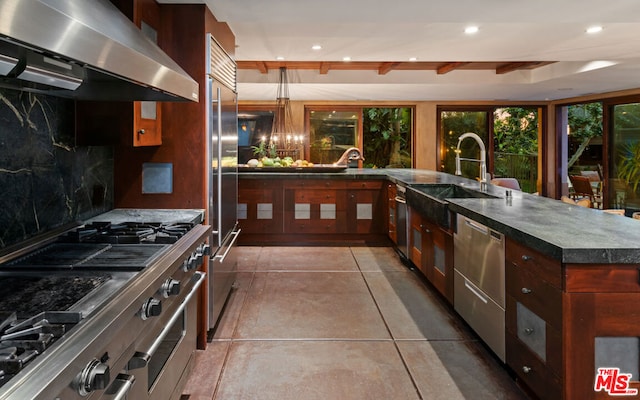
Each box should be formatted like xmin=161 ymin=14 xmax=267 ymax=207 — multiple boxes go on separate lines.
xmin=0 ymin=212 xmax=209 ymax=400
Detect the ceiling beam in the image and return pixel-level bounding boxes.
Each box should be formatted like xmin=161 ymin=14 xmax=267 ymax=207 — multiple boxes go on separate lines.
xmin=378 ymin=62 xmax=401 ymax=75
xmin=437 ymin=62 xmax=471 ymax=75
xmin=496 ymin=62 xmax=541 ymax=74
xmin=235 ymin=60 xmax=555 ymax=75
xmin=257 ymin=61 xmax=268 ymax=74
xmin=319 ymin=62 xmax=331 ymax=75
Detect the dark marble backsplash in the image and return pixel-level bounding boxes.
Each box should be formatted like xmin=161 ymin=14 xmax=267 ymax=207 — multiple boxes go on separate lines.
xmin=0 ymin=88 xmax=114 ymax=249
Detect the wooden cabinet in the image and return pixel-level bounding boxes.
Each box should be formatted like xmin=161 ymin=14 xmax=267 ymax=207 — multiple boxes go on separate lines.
xmin=238 ymin=177 xmax=388 ymax=245
xmin=409 ymin=209 xmax=453 ymax=302
xmin=505 ymin=238 xmax=563 ymax=400
xmin=283 ymin=180 xmax=347 ymax=234
xmin=346 ymin=180 xmax=385 ymax=234
xmin=237 ymin=179 xmax=284 ymax=235
xmin=387 ymin=182 xmax=398 ymax=244
xmin=76 ymin=0 xmax=162 ymax=146
xmin=563 ymin=263 xmax=640 ymax=399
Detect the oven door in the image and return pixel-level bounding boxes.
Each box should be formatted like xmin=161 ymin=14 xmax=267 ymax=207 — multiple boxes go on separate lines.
xmin=126 ymin=272 xmax=205 ymax=400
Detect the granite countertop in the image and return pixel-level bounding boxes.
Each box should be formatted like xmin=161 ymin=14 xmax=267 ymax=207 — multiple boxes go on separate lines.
xmin=84 ymin=208 xmax=205 ymax=225
xmin=240 ymin=168 xmax=640 ymax=264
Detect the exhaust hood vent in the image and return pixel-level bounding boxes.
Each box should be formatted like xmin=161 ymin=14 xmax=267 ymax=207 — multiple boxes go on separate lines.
xmin=0 ymin=0 xmax=199 ymax=102
xmin=5 ymin=51 xmax=84 ymax=91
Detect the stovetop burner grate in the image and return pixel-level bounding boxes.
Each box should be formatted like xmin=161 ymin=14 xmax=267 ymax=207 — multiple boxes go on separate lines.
xmin=59 ymin=221 xmax=195 ymax=245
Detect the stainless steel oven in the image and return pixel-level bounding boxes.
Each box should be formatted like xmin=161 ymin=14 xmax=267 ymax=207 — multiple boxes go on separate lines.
xmin=0 ymin=214 xmax=210 ymax=400
xmin=127 ymin=272 xmax=204 ymax=400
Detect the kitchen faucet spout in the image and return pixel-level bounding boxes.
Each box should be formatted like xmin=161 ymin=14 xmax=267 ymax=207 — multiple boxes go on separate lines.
xmin=455 ymin=132 xmax=487 ymax=184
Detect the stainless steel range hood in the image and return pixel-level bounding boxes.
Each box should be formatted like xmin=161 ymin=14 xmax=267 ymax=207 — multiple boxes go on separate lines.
xmin=0 ymin=0 xmax=199 ymax=102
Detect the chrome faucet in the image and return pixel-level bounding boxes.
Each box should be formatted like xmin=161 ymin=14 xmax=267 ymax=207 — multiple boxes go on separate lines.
xmin=455 ymin=132 xmax=487 ymax=184
xmin=334 ymin=147 xmax=365 ymax=167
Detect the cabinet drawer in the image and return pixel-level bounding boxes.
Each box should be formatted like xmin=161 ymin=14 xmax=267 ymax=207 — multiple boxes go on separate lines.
xmin=506 ymin=238 xmax=562 ymax=288
xmin=346 ymin=180 xmax=383 ymax=189
xmin=506 ymin=332 xmax=562 ymax=400
xmin=506 ymin=296 xmax=562 ymax=377
xmin=454 ymin=270 xmax=505 ymax=361
xmin=294 ymin=189 xmax=338 ymax=203
xmin=565 ymin=264 xmax=640 ymax=293
xmin=284 ymin=180 xmax=347 ymax=189
xmin=506 ymin=262 xmax=562 ymax=328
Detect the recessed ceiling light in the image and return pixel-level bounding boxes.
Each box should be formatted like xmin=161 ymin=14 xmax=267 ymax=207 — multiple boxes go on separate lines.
xmin=586 ymin=25 xmax=603 ymax=34
xmin=343 ymin=56 xmax=351 ymax=62
xmin=464 ymin=26 xmax=479 ymax=34
xmin=409 ymin=57 xmax=417 ymax=62
xmin=276 ymin=56 xmax=285 ymax=61
xmin=311 ymin=44 xmax=322 ymax=50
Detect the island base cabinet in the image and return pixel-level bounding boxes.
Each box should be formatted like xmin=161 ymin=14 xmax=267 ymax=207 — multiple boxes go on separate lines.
xmin=238 ymin=177 xmax=389 ymax=245
xmin=565 ymin=292 xmax=640 ymax=400
xmin=409 ymin=208 xmax=453 ymax=303
xmin=506 ymin=296 xmax=563 ymax=400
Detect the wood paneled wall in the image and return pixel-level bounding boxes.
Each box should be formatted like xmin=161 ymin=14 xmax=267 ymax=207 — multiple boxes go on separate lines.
xmin=113 ymin=4 xmax=235 ymax=210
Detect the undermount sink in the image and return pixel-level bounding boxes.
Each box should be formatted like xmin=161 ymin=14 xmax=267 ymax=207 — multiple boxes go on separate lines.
xmin=410 ymin=184 xmax=499 ymax=202
xmin=406 ymin=184 xmax=499 ymax=229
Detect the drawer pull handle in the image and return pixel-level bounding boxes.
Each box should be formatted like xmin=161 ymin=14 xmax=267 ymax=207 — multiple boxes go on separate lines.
xmin=522 ymin=366 xmax=532 ymax=374
xmin=524 ymin=328 xmax=534 ymax=335
xmin=522 ymin=255 xmax=532 ymax=261
xmin=521 ymin=287 xmax=532 ymax=294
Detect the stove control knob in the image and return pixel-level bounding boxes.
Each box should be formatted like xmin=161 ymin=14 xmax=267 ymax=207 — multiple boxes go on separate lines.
xmin=187 ymin=253 xmax=199 ymax=270
xmin=161 ymin=279 xmax=180 ymax=298
xmin=198 ymin=243 xmax=211 ymax=256
xmin=75 ymin=358 xmax=110 ymax=396
xmin=140 ymin=298 xmax=162 ymax=320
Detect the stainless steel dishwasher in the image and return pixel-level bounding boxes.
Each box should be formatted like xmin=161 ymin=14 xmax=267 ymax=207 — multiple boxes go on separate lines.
xmin=453 ymin=215 xmax=506 ymax=361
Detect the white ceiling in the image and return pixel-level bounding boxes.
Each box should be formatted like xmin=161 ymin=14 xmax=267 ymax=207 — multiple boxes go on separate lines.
xmin=161 ymin=0 xmax=640 ymax=102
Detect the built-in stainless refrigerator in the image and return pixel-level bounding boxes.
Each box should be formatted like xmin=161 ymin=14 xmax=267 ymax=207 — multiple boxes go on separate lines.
xmin=206 ymin=34 xmax=240 ymax=331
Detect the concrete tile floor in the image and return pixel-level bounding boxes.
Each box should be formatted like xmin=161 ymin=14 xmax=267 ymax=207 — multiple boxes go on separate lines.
xmin=182 ymin=246 xmax=530 ymax=400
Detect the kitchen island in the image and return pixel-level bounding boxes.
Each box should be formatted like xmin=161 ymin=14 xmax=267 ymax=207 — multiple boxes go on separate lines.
xmin=239 ymin=168 xmax=640 ymax=400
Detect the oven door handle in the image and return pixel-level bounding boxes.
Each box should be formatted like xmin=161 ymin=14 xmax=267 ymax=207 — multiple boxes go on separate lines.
xmin=213 ymin=229 xmax=241 ymax=263
xmin=129 ymin=272 xmax=206 ymax=369
xmin=106 ymin=373 xmax=135 ymax=400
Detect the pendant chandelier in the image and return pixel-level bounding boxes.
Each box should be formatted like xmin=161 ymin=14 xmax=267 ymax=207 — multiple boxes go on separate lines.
xmin=271 ymin=67 xmax=294 ymax=141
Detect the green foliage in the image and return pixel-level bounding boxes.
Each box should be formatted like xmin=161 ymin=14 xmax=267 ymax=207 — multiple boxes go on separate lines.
xmin=362 ymin=108 xmax=411 ymax=168
xmin=569 ymin=103 xmax=602 ymax=140
xmin=567 ymin=102 xmax=603 ymax=169
xmin=493 ymin=107 xmax=538 ymax=155
xmin=251 ymin=140 xmax=267 ymax=158
xmin=618 ymin=141 xmax=640 ymax=192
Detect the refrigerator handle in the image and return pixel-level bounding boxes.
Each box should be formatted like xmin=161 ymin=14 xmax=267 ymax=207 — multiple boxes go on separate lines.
xmin=213 ymin=229 xmax=241 ymax=263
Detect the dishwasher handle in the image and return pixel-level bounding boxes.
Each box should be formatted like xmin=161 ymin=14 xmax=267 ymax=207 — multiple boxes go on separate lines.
xmin=464 ymin=217 xmax=488 ymax=234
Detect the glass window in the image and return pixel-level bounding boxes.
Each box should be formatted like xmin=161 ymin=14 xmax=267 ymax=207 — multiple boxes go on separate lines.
xmin=611 ymin=102 xmax=640 ymax=211
xmin=309 ymin=110 xmax=359 ymax=164
xmin=237 ymin=109 xmax=274 ymax=164
xmin=439 ymin=107 xmax=541 ymax=193
xmin=439 ymin=110 xmax=488 ymax=179
xmin=493 ymin=107 xmax=540 ymax=193
xmin=363 ymin=107 xmax=412 ymax=168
